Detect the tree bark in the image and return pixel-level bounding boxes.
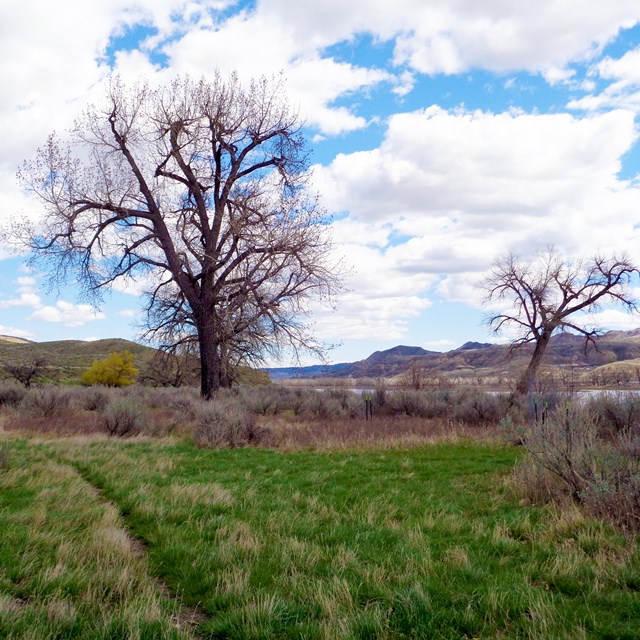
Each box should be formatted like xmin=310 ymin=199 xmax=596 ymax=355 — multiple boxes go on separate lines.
xmin=197 ymin=317 xmax=222 ymax=400
xmin=514 ymin=331 xmax=553 ymax=397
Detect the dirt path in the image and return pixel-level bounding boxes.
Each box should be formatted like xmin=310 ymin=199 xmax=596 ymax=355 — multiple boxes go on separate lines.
xmin=62 ymin=462 xmax=208 ymax=638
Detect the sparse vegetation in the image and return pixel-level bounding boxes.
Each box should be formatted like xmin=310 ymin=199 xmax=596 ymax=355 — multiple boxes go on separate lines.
xmin=0 ymin=382 xmax=27 ymax=407
xmin=193 ymin=396 xmax=263 ymax=448
xmin=17 ymin=385 xmax=71 ymax=418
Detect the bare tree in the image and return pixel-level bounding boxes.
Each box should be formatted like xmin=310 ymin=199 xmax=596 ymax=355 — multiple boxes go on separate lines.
xmin=484 ymin=248 xmax=637 ymax=397
xmin=139 ymin=348 xmax=199 ymax=388
xmin=17 ymin=74 xmax=341 ymax=398
xmin=399 ymin=359 xmax=428 ymax=390
xmin=2 ymin=357 xmax=47 ymax=388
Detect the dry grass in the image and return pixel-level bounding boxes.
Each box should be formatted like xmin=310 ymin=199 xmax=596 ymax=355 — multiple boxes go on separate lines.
xmin=0 ymin=443 xmax=189 ymax=638
xmin=258 ymin=414 xmax=500 ymax=450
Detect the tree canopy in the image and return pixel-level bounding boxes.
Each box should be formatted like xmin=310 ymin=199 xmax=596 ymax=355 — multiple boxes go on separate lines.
xmin=18 ymin=73 xmax=340 ymax=398
xmin=484 ymin=248 xmax=638 ymax=396
xmin=80 ymin=351 xmax=139 ymax=387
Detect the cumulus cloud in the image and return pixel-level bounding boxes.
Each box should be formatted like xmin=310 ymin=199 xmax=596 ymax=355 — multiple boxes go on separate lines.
xmin=2 ymin=1 xmax=640 ymax=350
xmin=28 ymin=301 xmax=106 ymax=327
xmin=0 ymin=325 xmax=35 ymax=340
xmin=585 ymin=308 xmax=640 ymax=332
xmin=162 ymin=14 xmax=390 ymax=134
xmin=16 ymin=276 xmax=37 ymax=289
xmin=569 ymin=47 xmax=640 ymax=113
xmin=0 ymin=292 xmax=41 ymax=309
xmin=310 ymin=292 xmax=430 ymax=342
xmin=314 ymin=105 xmax=640 ymax=269
xmin=392 ymin=3 xmax=638 ymax=76
xmin=308 ymin=104 xmax=640 ymax=339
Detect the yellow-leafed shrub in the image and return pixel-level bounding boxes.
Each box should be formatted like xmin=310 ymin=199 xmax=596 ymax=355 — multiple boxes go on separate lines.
xmin=80 ymin=351 xmax=139 ymax=387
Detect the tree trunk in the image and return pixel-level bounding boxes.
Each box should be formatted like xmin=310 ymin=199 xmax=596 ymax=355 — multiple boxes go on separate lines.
xmin=514 ymin=331 xmax=553 ymax=397
xmin=196 ymin=317 xmax=225 ymax=400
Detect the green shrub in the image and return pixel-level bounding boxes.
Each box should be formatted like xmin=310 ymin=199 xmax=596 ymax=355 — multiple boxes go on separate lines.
xmin=524 ymin=402 xmax=598 ymax=499
xmin=579 ymin=443 xmax=640 ymax=533
xmin=521 ymin=401 xmax=640 ymax=532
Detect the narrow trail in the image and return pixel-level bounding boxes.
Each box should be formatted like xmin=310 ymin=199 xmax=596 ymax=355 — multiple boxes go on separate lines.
xmin=60 ymin=461 xmax=208 ymax=638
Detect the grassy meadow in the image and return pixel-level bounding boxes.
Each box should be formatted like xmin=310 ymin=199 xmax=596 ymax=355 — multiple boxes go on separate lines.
xmin=1 ymin=433 xmax=638 ymax=639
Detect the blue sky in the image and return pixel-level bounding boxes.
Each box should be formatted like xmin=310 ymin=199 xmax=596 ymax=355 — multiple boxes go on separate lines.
xmin=1 ymin=1 xmax=640 ymax=364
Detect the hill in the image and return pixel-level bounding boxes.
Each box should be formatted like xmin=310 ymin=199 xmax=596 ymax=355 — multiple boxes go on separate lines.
xmin=0 ymin=335 xmax=34 ymax=344
xmin=0 ymin=338 xmax=157 ymax=383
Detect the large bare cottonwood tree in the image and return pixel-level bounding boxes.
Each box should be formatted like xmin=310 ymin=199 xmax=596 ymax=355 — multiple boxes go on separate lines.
xmin=484 ymin=248 xmax=638 ymax=396
xmin=17 ymin=74 xmax=340 ymax=398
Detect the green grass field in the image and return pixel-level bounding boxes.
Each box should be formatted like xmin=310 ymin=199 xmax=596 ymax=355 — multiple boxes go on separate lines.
xmin=1 ymin=436 xmax=638 ymax=639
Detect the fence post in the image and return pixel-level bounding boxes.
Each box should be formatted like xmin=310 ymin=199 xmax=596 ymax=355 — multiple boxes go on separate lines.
xmin=364 ymin=394 xmax=373 ymax=421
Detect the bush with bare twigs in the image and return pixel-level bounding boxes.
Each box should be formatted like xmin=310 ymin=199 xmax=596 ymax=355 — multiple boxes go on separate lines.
xmin=193 ymin=397 xmax=264 ymax=448
xmin=584 ymin=391 xmax=640 ymax=436
xmin=18 ymin=386 xmax=71 ymax=418
xmin=101 ymin=398 xmax=148 ymax=437
xmin=0 ymin=381 xmax=27 ymax=407
xmin=520 ymin=400 xmax=640 ymax=532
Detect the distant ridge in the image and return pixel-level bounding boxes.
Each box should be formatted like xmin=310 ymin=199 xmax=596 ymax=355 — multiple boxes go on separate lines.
xmin=264 ymin=328 xmax=640 ymax=381
xmin=458 ymin=341 xmax=492 ymax=351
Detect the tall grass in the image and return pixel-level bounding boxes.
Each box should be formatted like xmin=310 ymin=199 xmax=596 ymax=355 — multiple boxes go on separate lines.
xmin=15 ymin=436 xmax=637 ymax=640
xmin=0 ymin=438 xmax=189 ymax=638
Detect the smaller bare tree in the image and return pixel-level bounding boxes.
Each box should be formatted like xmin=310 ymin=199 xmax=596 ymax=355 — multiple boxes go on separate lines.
xmin=2 ymin=357 xmax=47 ymax=389
xmin=140 ymin=349 xmax=199 ymax=388
xmin=484 ymin=249 xmax=638 ymax=397
xmin=400 ymin=359 xmax=428 ymax=390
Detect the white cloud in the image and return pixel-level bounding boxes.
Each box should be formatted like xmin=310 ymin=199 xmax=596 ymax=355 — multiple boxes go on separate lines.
xmin=311 ymin=105 xmax=640 ymax=334
xmin=16 ymin=276 xmax=36 ymax=288
xmin=310 ymin=292 xmax=430 ymax=341
xmin=424 ymin=339 xmax=457 ymax=351
xmin=161 ymin=14 xmax=389 ymax=135
xmin=315 ymin=106 xmax=640 ymax=265
xmin=0 ymin=325 xmax=35 ymax=340
xmin=0 ymin=292 xmax=41 ymax=309
xmin=258 ymin=0 xmax=639 ymax=76
xmin=303 ymin=237 xmax=435 ymax=342
xmin=569 ymin=47 xmax=640 ymax=113
xmin=28 ymin=301 xmax=105 ymax=327
xmin=579 ymin=308 xmax=640 ymax=332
